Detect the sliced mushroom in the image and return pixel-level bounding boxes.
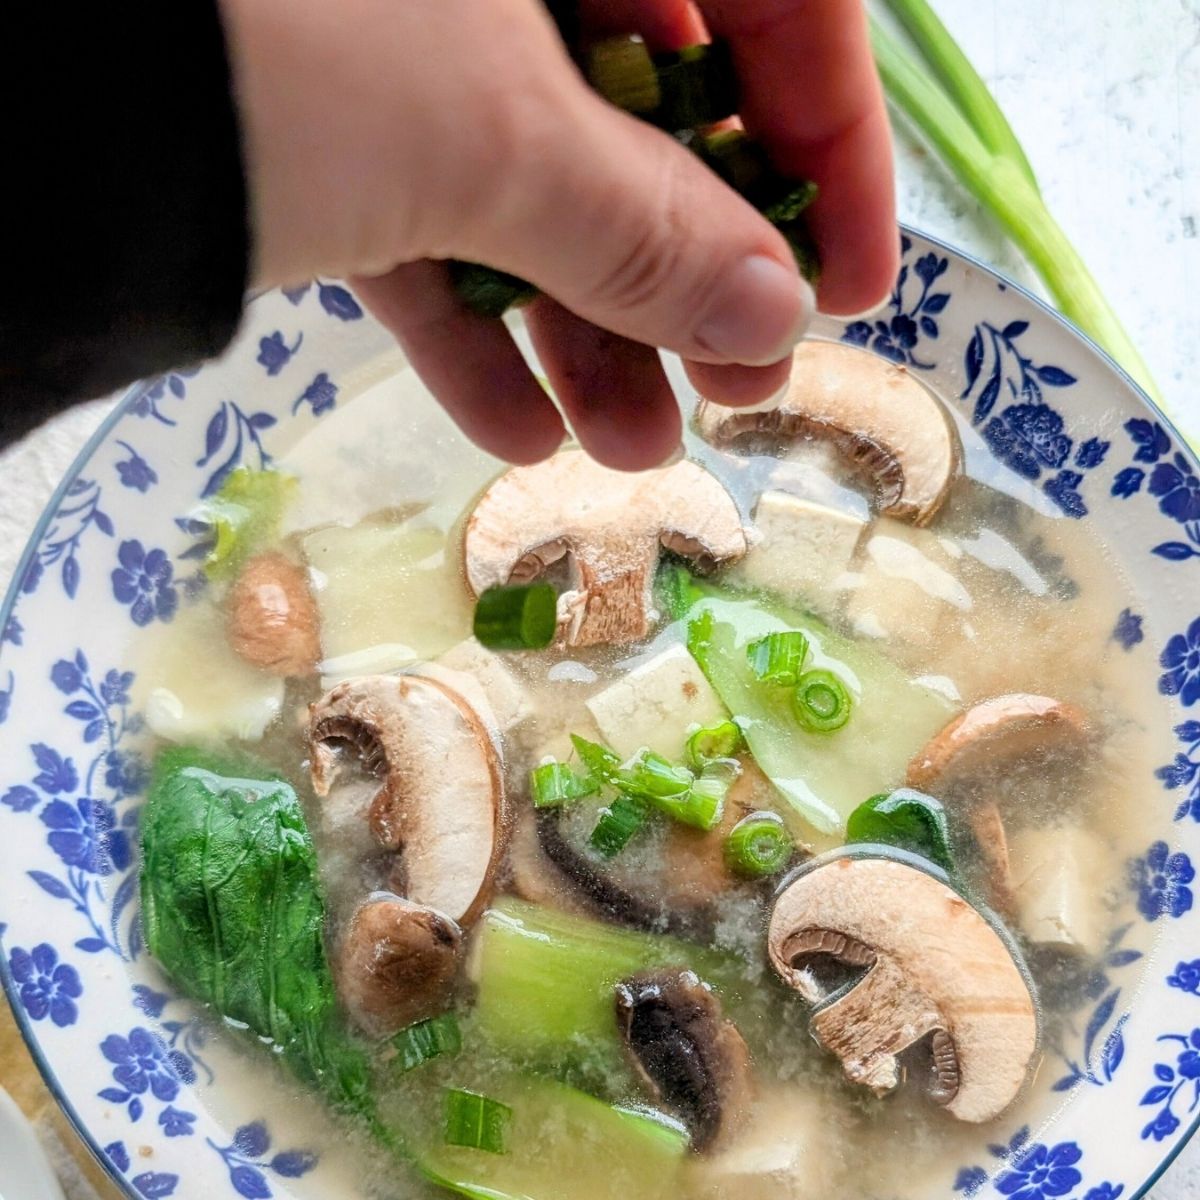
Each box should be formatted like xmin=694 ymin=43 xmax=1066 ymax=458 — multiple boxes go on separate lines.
xmin=308 ymin=674 xmax=507 ymax=927
xmin=767 ymin=854 xmax=1037 ymax=1123
xmin=227 ymin=552 xmax=320 ymax=676
xmin=337 ymin=897 xmax=462 ymax=1039
xmin=615 ymin=969 xmax=754 ymax=1151
xmin=694 ymin=340 xmax=960 ymax=525
xmin=463 ymin=449 xmax=746 ymax=646
xmin=907 ymin=694 xmax=1091 ymax=916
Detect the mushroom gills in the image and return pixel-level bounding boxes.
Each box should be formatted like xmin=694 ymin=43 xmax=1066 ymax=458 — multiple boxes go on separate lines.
xmin=615 ymin=969 xmax=753 ymax=1152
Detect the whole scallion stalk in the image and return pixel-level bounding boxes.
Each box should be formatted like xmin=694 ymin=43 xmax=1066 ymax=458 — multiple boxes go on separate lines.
xmin=872 ymin=4 xmax=1167 ymax=416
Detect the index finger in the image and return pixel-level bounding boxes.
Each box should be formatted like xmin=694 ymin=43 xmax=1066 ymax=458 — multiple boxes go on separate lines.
xmin=696 ymin=0 xmax=898 ymax=314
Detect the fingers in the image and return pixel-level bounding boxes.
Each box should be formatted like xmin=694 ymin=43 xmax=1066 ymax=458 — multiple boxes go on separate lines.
xmin=350 ymin=261 xmax=566 ymax=465
xmin=460 ymin=86 xmax=815 ymax=371
xmin=525 ymin=298 xmax=682 ymax=470
xmin=694 ymin=0 xmax=898 ymax=315
xmin=578 ymin=0 xmax=706 ymax=49
xmin=683 ymin=355 xmax=793 ymax=408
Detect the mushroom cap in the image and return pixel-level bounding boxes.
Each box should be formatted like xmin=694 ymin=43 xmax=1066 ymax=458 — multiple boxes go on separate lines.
xmin=767 ymin=853 xmax=1037 ymax=1123
xmin=463 ymin=449 xmax=746 ymax=646
xmin=615 ymin=968 xmax=754 ymax=1152
xmin=907 ymin=693 xmax=1090 ymax=793
xmin=308 ymin=674 xmax=506 ymax=926
xmin=227 ymin=552 xmax=320 ymax=676
xmin=337 ymin=896 xmax=462 ymax=1038
xmin=694 ymin=340 xmax=960 ymax=525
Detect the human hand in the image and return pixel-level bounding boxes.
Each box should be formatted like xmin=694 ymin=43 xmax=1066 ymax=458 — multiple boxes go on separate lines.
xmin=221 ymin=0 xmax=896 ymax=469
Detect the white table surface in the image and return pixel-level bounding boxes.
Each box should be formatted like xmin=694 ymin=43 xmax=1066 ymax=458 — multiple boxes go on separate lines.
xmin=1 ymin=1 xmax=1198 ymax=1194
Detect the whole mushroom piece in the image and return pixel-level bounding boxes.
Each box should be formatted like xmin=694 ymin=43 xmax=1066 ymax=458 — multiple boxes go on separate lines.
xmin=694 ymin=340 xmax=961 ymax=526
xmin=463 ymin=450 xmax=747 ymax=646
xmin=227 ymin=552 xmax=320 ymax=676
xmin=307 ymin=673 xmax=508 ymax=1036
xmin=767 ymin=854 xmax=1038 ymax=1124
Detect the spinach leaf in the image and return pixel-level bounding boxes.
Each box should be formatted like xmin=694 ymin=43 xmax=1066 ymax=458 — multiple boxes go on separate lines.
xmin=139 ymin=746 xmax=374 ymax=1118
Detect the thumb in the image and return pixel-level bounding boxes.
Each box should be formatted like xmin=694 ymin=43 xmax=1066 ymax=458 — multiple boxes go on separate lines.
xmin=457 ymin=92 xmax=815 ymax=367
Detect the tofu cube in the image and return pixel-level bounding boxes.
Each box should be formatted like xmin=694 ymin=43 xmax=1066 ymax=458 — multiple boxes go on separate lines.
xmin=1008 ymin=825 xmax=1109 ymax=956
xmin=585 ymin=644 xmax=725 ymax=760
xmin=438 ymin=638 xmax=533 ymax=733
xmin=732 ymin=492 xmax=866 ymax=619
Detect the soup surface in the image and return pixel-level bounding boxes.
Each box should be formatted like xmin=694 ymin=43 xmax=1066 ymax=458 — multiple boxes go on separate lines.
xmin=132 ymin=340 xmax=1171 ymax=1200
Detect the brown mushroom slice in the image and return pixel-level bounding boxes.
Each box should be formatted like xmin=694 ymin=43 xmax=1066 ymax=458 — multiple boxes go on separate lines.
xmin=337 ymin=897 xmax=462 ymax=1038
xmin=228 ymin=552 xmax=320 ymax=676
xmin=694 ymin=340 xmax=960 ymax=525
xmin=308 ymin=674 xmax=506 ymax=927
xmin=463 ymin=449 xmax=746 ymax=646
xmin=615 ymin=969 xmax=754 ymax=1152
xmin=907 ymin=693 xmax=1090 ymax=792
xmin=767 ymin=855 xmax=1037 ymax=1123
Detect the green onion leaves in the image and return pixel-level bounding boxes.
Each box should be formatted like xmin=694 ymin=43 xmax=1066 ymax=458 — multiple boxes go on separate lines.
xmin=685 ymin=720 xmax=743 ymax=769
xmin=725 ymin=812 xmax=792 ymax=878
xmin=747 ymin=631 xmax=810 ymax=686
xmin=846 ymin=788 xmax=954 ymax=872
xmin=586 ymin=35 xmax=661 ymax=114
xmin=473 ymin=583 xmax=558 ymax=650
xmin=531 ymin=761 xmax=597 ymax=809
xmin=792 ymin=669 xmax=852 ymax=733
xmin=392 ymin=1013 xmax=462 ymax=1073
xmin=444 ymin=1088 xmax=512 ymax=1155
xmin=590 ymin=794 xmax=651 ymax=857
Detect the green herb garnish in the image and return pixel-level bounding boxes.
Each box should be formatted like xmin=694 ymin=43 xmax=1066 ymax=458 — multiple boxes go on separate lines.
xmin=530 ymin=760 xmax=598 ymax=808
xmin=392 ymin=1013 xmax=463 ymax=1073
xmin=747 ymin=630 xmax=810 ymax=686
xmin=724 ymin=812 xmax=792 ymax=878
xmin=846 ymin=788 xmax=954 ymax=872
xmin=590 ymin=793 xmax=651 ymax=857
xmin=685 ymin=720 xmax=743 ymax=769
xmin=473 ymin=583 xmax=558 ymax=650
xmin=792 ymin=668 xmax=852 ymax=733
xmin=443 ymin=1088 xmax=512 ymax=1155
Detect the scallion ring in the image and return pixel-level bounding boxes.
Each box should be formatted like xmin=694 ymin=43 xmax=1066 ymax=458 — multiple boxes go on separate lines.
xmin=473 ymin=582 xmax=557 ymax=650
xmin=725 ymin=812 xmax=792 ymax=878
xmin=685 ymin=720 xmax=743 ymax=769
xmin=793 ymin=669 xmax=852 ymax=732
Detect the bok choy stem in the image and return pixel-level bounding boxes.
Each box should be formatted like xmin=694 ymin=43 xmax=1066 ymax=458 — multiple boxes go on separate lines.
xmin=870 ymin=16 xmax=1166 ymax=413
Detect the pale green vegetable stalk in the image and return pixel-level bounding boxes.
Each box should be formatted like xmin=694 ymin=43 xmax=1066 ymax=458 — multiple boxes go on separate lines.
xmin=871 ymin=4 xmax=1168 ymax=417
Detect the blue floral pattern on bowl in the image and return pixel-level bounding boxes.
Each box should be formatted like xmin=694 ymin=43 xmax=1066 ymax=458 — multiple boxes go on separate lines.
xmin=2 ymin=237 xmax=1199 ymax=1198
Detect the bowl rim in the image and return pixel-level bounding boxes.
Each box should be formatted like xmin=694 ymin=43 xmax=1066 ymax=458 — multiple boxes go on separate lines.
xmin=1 ymin=224 xmax=1194 ymax=1200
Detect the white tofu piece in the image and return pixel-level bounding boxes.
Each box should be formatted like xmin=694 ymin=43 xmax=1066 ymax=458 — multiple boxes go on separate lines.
xmin=731 ymin=492 xmax=866 ymax=619
xmin=1009 ymin=825 xmax=1109 ymax=956
xmin=436 ymin=638 xmax=534 ymax=733
xmin=843 ymin=518 xmax=971 ymax=649
xmin=584 ymin=644 xmax=725 ymax=760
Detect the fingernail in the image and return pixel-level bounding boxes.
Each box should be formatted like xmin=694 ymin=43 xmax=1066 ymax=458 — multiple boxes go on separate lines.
xmin=694 ymin=255 xmax=814 ymax=366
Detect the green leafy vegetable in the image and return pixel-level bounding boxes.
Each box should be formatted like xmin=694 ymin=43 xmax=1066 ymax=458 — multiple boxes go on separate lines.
xmin=792 ymin=668 xmax=852 ymax=733
xmin=685 ymin=720 xmax=743 ymax=769
xmin=846 ymin=788 xmax=954 ymax=871
xmin=139 ymin=747 xmax=379 ymax=1124
xmin=444 ymin=1088 xmax=512 ymax=1154
xmin=672 ymin=568 xmax=956 ymax=835
xmin=473 ymin=583 xmax=558 ymax=650
xmin=724 ymin=812 xmax=792 ymax=878
xmin=192 ymin=467 xmax=296 ymax=581
xmin=392 ymin=1013 xmax=463 ymax=1073
xmin=530 ymin=761 xmax=598 ymax=808
xmin=747 ymin=630 xmax=810 ymax=686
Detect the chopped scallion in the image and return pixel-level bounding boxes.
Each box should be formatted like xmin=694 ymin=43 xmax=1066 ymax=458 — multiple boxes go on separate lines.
xmin=747 ymin=630 xmax=810 ymax=686
xmin=586 ymin=35 xmax=661 ymax=114
xmin=652 ymin=40 xmax=738 ymax=131
xmin=616 ymin=750 xmax=693 ymax=799
xmin=670 ymin=758 xmax=740 ymax=831
xmin=685 ymin=720 xmax=743 ymax=769
xmin=443 ymin=1087 xmax=511 ymax=1154
xmin=531 ymin=761 xmax=597 ymax=808
xmin=725 ymin=812 xmax=792 ymax=878
xmin=792 ymin=669 xmax=852 ymax=733
xmin=473 ymin=583 xmax=558 ymax=651
xmin=570 ymin=733 xmax=621 ymax=783
xmin=392 ymin=1013 xmax=462 ymax=1073
xmin=448 ymin=261 xmax=538 ymax=319
xmin=761 ymin=181 xmax=820 ymax=224
xmin=846 ymin=789 xmax=954 ymax=872
xmin=590 ymin=793 xmax=650 ymax=857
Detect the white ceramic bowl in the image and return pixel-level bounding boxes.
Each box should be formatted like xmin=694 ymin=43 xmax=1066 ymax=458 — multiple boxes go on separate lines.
xmin=3 ymin=231 xmax=1200 ymax=1200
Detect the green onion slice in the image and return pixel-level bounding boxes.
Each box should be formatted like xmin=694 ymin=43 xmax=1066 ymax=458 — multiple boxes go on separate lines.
xmin=443 ymin=1087 xmax=511 ymax=1154
xmin=675 ymin=758 xmax=740 ymax=831
xmin=473 ymin=583 xmax=557 ymax=651
xmin=652 ymin=39 xmax=738 ymax=131
xmin=570 ymin=733 xmax=621 ymax=783
xmin=616 ymin=750 xmax=693 ymax=799
xmin=846 ymin=789 xmax=954 ymax=872
xmin=530 ymin=761 xmax=597 ymax=809
xmin=725 ymin=812 xmax=792 ymax=878
xmin=792 ymin=668 xmax=852 ymax=733
xmin=747 ymin=630 xmax=810 ymax=686
xmin=685 ymin=720 xmax=743 ymax=769
xmin=586 ymin=35 xmax=661 ymax=113
xmin=392 ymin=1013 xmax=462 ymax=1073
xmin=448 ymin=261 xmax=538 ymax=319
xmin=590 ymin=793 xmax=650 ymax=858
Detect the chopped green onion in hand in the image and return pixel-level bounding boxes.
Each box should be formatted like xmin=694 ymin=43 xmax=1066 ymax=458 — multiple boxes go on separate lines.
xmin=725 ymin=812 xmax=792 ymax=878
xmin=747 ymin=630 xmax=810 ymax=686
xmin=792 ymin=669 xmax=852 ymax=733
xmin=392 ymin=1013 xmax=462 ymax=1073
xmin=846 ymin=788 xmax=954 ymax=872
xmin=652 ymin=40 xmax=738 ymax=131
xmin=473 ymin=583 xmax=558 ymax=651
xmin=685 ymin=720 xmax=743 ymax=769
xmin=586 ymin=35 xmax=661 ymax=113
xmin=531 ymin=761 xmax=597 ymax=809
xmin=443 ymin=1088 xmax=512 ymax=1155
xmin=590 ymin=794 xmax=651 ymax=857
xmin=448 ymin=261 xmax=538 ymax=319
